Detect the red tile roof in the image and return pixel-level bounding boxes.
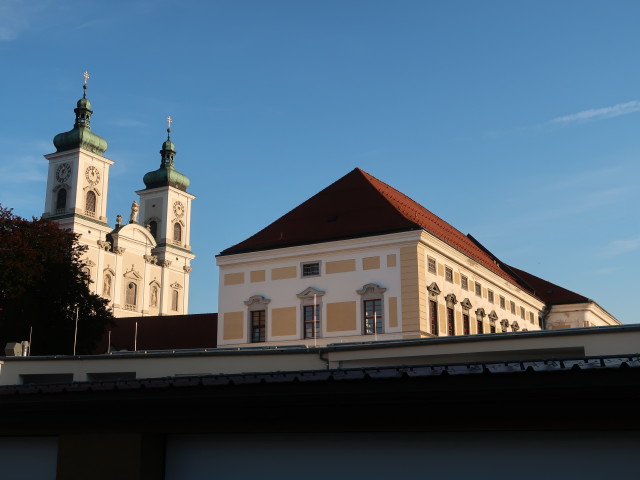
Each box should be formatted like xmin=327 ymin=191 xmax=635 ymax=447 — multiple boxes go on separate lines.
xmin=220 ymin=168 xmax=521 ymax=285
xmin=507 ymin=266 xmax=589 ymax=305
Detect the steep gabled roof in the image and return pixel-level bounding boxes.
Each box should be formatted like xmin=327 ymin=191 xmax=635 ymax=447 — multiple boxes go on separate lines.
xmin=219 ymin=168 xmax=520 ymax=285
xmin=507 ymin=266 xmax=589 ymax=305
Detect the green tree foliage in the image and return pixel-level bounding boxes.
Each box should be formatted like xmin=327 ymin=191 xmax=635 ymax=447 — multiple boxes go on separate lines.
xmin=0 ymin=205 xmax=114 ymax=355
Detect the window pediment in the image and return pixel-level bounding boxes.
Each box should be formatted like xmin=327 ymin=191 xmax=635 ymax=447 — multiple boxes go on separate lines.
xmin=445 ymin=293 xmax=457 ymax=307
xmin=460 ymin=298 xmax=472 ymax=311
xmin=356 ymin=283 xmax=387 ymax=296
xmin=244 ymin=295 xmax=271 ymax=307
xmin=427 ymin=282 xmax=441 ymax=297
xmin=475 ymin=307 xmax=486 ymax=318
xmin=297 ymin=287 xmax=325 ymax=300
xmin=123 ymin=265 xmax=142 ymax=280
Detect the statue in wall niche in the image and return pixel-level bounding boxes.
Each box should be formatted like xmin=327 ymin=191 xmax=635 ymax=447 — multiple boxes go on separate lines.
xmin=103 ymin=273 xmax=112 ymax=297
xmin=150 ymin=286 xmax=158 ymax=308
xmin=129 ymin=200 xmax=139 ymax=223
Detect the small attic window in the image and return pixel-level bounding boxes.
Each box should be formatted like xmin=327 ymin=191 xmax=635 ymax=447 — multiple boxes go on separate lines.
xmin=302 ymin=262 xmax=320 ymax=277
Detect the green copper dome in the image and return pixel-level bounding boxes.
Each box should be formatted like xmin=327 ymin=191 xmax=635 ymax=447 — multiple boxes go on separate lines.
xmin=53 ymin=84 xmax=108 ymax=156
xmin=143 ymin=128 xmax=190 ymax=192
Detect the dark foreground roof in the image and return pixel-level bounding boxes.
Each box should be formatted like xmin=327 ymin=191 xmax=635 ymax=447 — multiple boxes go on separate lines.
xmin=2 ymin=354 xmax=640 ymax=433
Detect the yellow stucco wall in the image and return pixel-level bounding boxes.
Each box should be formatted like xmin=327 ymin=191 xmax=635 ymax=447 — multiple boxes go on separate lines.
xmin=326 ymin=301 xmax=357 ymax=332
xmin=326 ymin=259 xmax=356 ymax=274
xmin=223 ymin=311 xmax=244 ymax=340
xmin=271 ymin=307 xmax=297 ymax=336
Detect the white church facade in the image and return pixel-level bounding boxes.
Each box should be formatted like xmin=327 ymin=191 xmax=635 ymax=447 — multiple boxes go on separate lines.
xmin=42 ymin=80 xmax=195 ymax=318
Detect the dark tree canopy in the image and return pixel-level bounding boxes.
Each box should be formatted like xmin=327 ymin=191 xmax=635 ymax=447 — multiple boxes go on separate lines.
xmin=0 ymin=205 xmax=114 ymax=355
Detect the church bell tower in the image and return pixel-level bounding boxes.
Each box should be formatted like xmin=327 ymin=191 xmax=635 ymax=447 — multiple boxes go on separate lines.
xmin=43 ymin=72 xmax=113 ymax=237
xmin=137 ymin=118 xmax=195 ymax=313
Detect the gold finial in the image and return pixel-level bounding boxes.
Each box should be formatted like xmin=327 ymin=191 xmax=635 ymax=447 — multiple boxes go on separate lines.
xmin=167 ymin=116 xmax=173 ymax=130
xmin=83 ymin=71 xmax=90 ymax=85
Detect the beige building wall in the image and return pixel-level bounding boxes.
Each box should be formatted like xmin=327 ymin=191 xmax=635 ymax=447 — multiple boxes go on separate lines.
xmin=217 ymin=232 xmax=415 ymax=346
xmin=217 ymin=228 xmax=551 ymax=347
xmin=418 ymin=231 xmax=546 ymax=336
xmin=546 ymin=302 xmax=619 ymax=329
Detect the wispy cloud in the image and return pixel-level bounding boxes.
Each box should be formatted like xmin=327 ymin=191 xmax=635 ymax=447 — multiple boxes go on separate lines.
xmin=551 ymin=101 xmax=640 ymax=125
xmin=0 ymin=154 xmax=47 ymax=184
xmin=602 ymin=236 xmax=640 ymax=257
xmin=0 ymin=0 xmax=48 ymax=41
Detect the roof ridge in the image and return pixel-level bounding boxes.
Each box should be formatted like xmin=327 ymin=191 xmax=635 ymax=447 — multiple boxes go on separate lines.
xmin=356 ymin=168 xmax=522 ymax=285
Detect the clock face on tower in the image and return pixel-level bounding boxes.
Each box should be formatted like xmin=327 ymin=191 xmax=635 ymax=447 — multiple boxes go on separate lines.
xmin=85 ymin=166 xmax=100 ymax=186
xmin=55 ymin=163 xmax=71 ymax=183
xmin=173 ymin=201 xmax=185 ymax=218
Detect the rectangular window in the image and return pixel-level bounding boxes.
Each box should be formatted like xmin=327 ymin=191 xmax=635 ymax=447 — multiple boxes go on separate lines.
xmin=477 ymin=318 xmax=484 ymax=334
xmin=529 ymin=311 xmax=534 ymax=323
xmin=510 ymin=301 xmax=516 ymax=314
xmin=463 ymin=314 xmax=470 ymax=335
xmin=429 ymin=300 xmax=438 ymax=336
xmin=447 ymin=307 xmax=455 ymax=336
xmin=302 ymin=262 xmax=320 ymax=277
xmin=490 ymin=324 xmax=496 ymax=333
xmin=445 ymin=267 xmax=453 ymax=282
xmin=428 ymin=257 xmax=436 ymax=274
xmin=475 ymin=282 xmax=482 ymax=296
xmin=363 ymin=299 xmax=383 ymax=335
xmin=461 ymin=275 xmax=468 ymax=290
xmin=499 ymin=296 xmax=506 ymax=309
xmin=520 ymin=306 xmax=525 ymax=319
xmin=303 ymin=305 xmax=321 ymax=339
xmin=488 ymin=290 xmax=494 ymax=303
xmin=250 ymin=310 xmax=266 ymax=343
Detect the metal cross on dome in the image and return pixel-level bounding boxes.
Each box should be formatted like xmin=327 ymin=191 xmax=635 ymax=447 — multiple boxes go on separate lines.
xmin=83 ymin=71 xmax=90 ymax=85
xmin=167 ymin=116 xmax=172 ymax=129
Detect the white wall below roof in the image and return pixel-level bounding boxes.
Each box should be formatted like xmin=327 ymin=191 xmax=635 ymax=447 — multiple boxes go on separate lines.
xmin=547 ymin=302 xmax=620 ymax=328
xmin=217 ymin=232 xmax=415 ymax=345
xmin=165 ymin=432 xmax=640 ymax=480
xmin=2 ymin=326 xmax=640 ymax=386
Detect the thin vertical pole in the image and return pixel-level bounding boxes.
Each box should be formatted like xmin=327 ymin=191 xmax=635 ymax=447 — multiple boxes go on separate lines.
xmin=28 ymin=326 xmax=32 ymax=356
xmin=107 ymin=330 xmax=111 ymax=354
xmin=313 ymin=294 xmax=317 ymax=348
xmin=134 ymin=321 xmax=138 ymax=351
xmin=374 ymin=310 xmax=378 ymax=342
xmin=73 ymin=307 xmax=79 ymax=355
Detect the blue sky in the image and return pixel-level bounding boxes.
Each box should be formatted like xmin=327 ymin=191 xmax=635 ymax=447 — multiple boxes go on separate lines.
xmin=1 ymin=0 xmax=639 ymax=323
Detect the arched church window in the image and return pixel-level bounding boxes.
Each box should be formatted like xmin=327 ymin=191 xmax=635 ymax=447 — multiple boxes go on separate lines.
xmin=56 ymin=188 xmax=67 ymax=211
xmin=149 ymin=220 xmax=158 ymax=239
xmin=126 ymin=282 xmax=137 ymax=307
xmin=171 ymin=290 xmax=179 ymax=311
xmin=85 ymin=191 xmax=96 ymax=216
xmin=173 ymin=222 xmax=182 ymax=243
